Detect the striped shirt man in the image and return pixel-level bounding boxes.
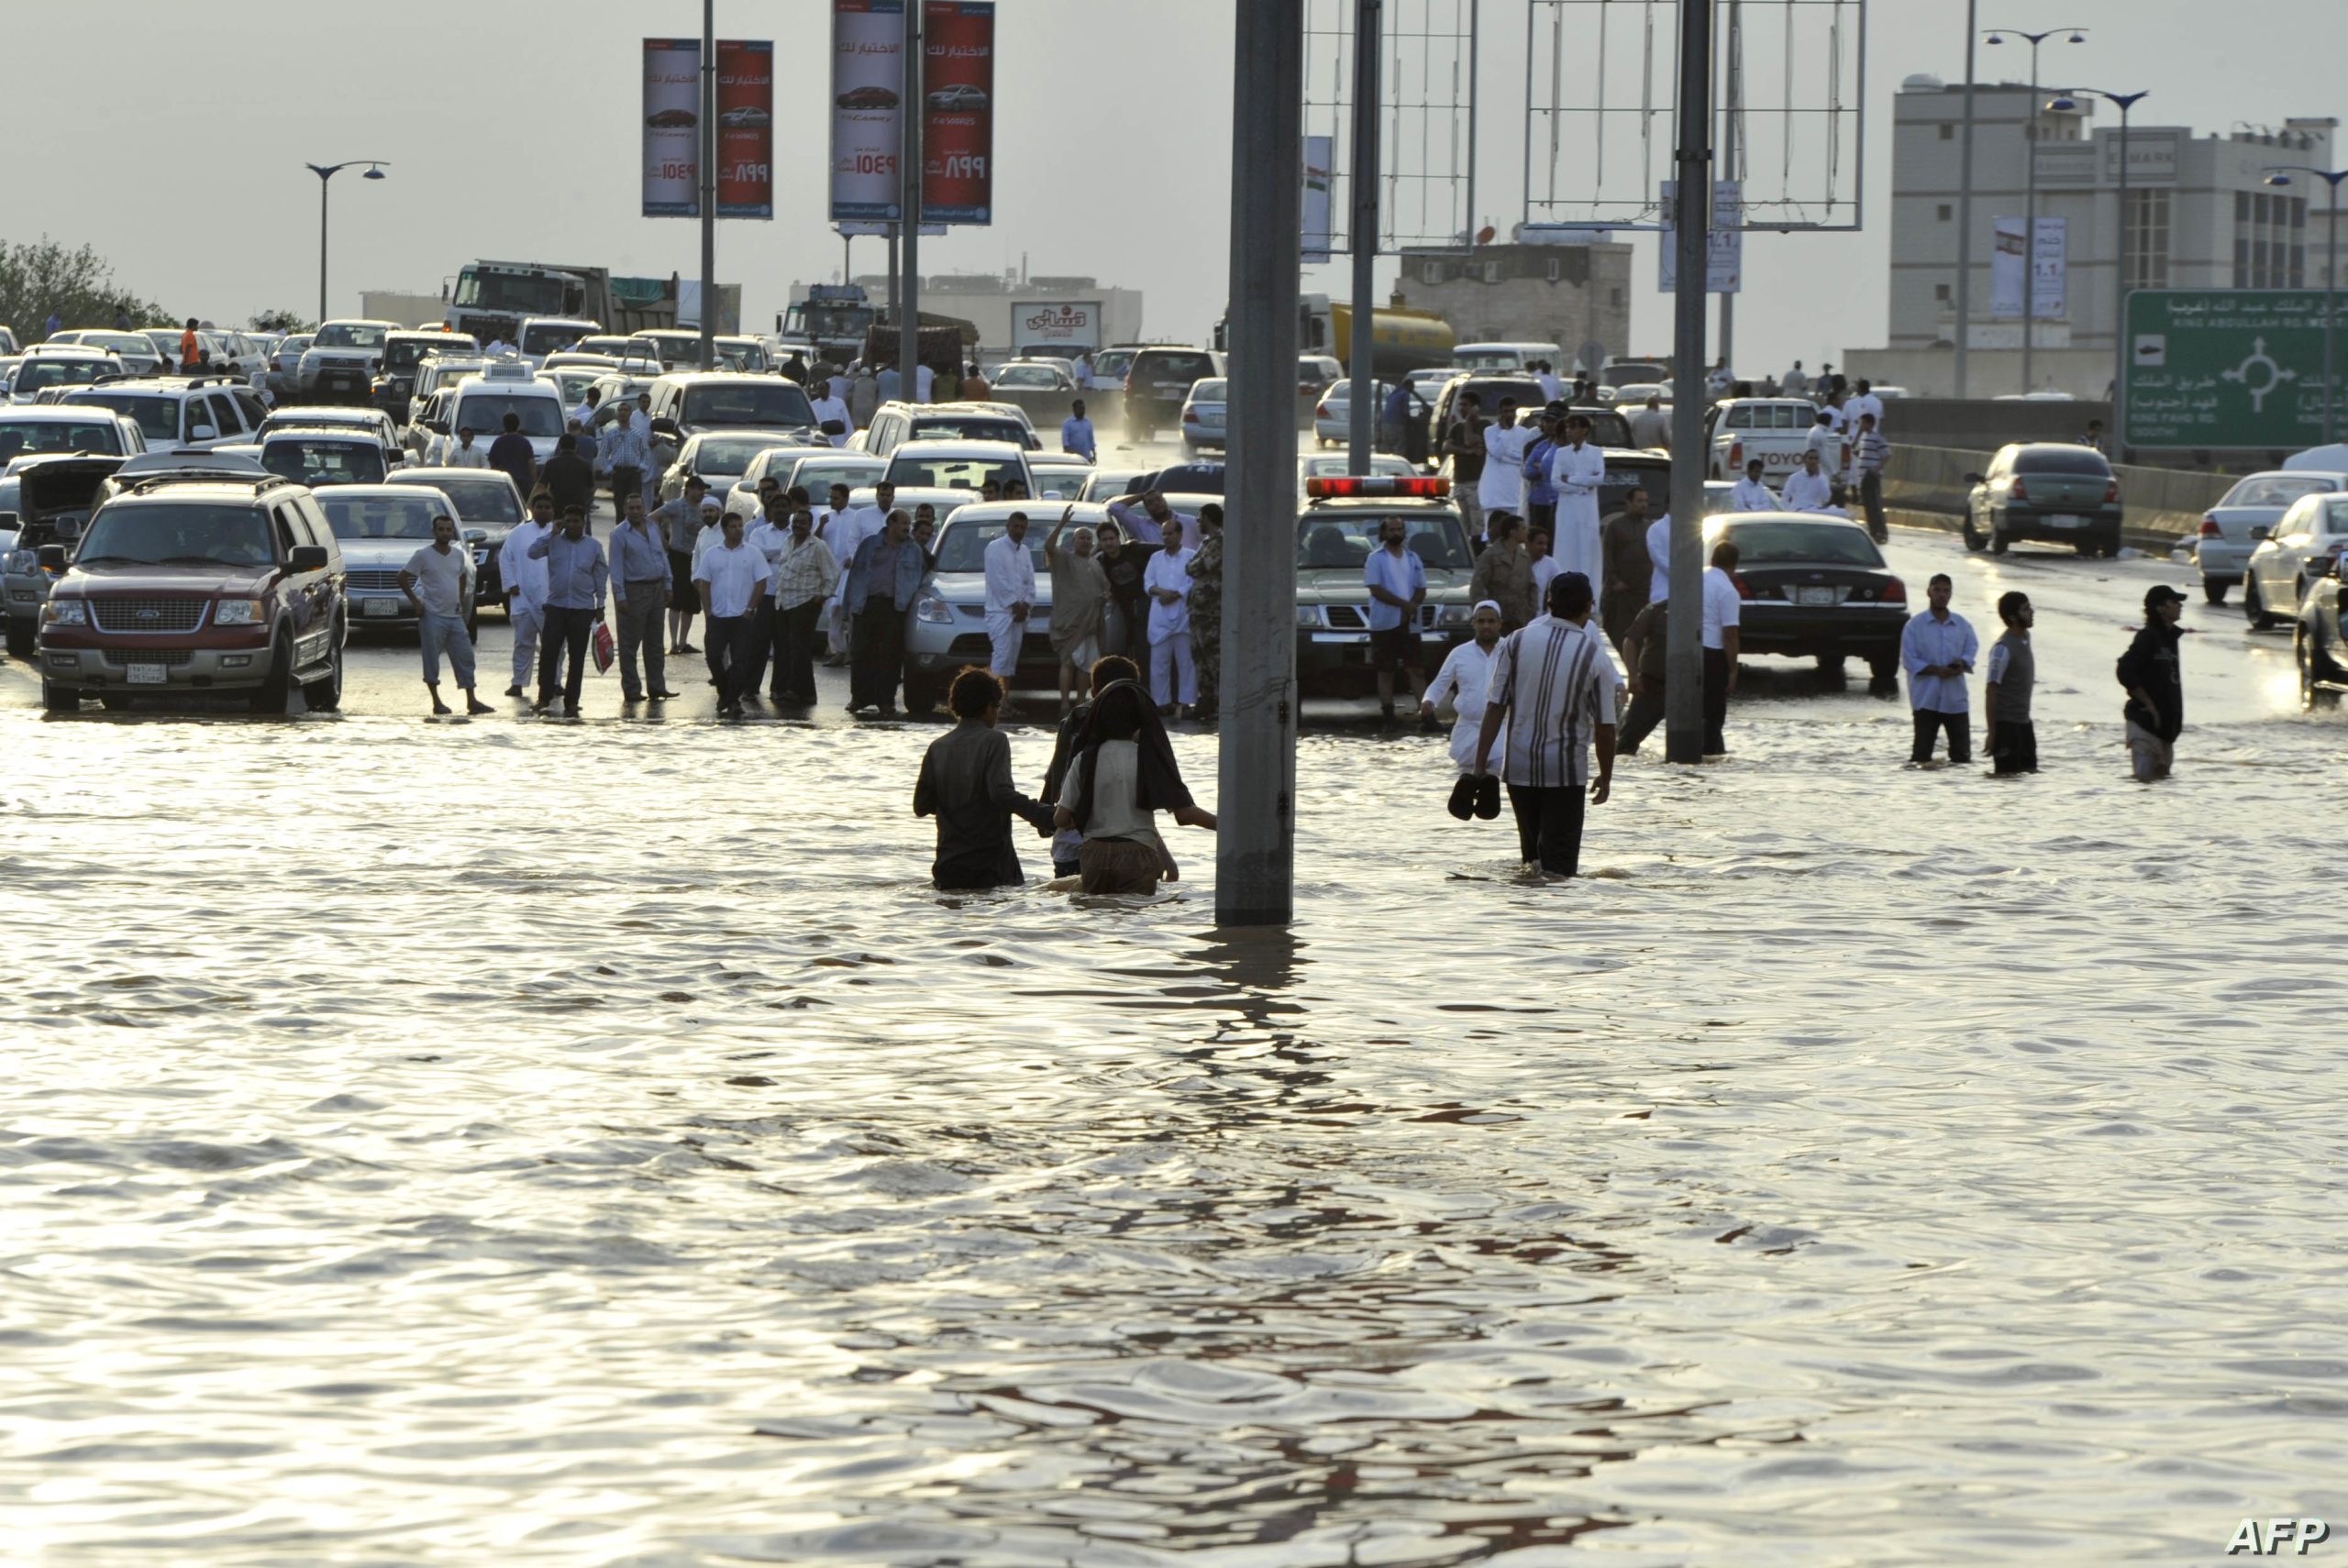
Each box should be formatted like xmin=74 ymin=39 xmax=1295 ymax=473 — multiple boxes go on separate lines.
xmin=1485 ymin=613 xmax=1618 ymax=788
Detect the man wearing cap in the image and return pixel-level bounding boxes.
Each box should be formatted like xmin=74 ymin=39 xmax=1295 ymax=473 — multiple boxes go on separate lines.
xmin=1472 ymin=571 xmax=1618 ymax=878
xmin=1422 ymin=600 xmax=1506 ymax=784
xmin=1899 ymin=572 xmax=1977 ymax=766
xmin=2118 ymin=585 xmax=2187 ymax=780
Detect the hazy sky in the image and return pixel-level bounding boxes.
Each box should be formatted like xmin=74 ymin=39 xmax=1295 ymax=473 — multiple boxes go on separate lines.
xmin=6 ymin=1 xmax=2335 ymax=374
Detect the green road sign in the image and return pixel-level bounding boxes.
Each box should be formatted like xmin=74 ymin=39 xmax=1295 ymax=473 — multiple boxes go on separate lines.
xmin=2124 ymin=290 xmax=2347 ymax=449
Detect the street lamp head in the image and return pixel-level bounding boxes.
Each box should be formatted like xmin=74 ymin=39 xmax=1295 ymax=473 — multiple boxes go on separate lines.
xmin=2066 ymin=31 xmax=2086 ymax=42
xmin=2267 ymin=173 xmax=2294 ymax=187
xmin=2046 ymin=96 xmax=2079 ymax=113
xmin=1986 ymin=32 xmax=2005 ymax=43
xmin=362 ymin=165 xmax=387 ymax=181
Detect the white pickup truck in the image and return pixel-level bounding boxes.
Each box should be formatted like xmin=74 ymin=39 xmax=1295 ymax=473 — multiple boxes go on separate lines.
xmin=1705 ymin=397 xmax=1832 ymax=484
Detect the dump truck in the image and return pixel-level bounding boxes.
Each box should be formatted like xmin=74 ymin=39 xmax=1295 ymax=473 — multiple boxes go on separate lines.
xmin=444 ymin=260 xmax=740 ymax=348
xmin=1213 ymin=293 xmax=1457 ymax=380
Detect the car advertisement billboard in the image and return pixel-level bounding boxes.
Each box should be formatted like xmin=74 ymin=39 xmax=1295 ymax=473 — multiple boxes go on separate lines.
xmin=830 ymin=0 xmax=905 ymax=223
xmin=642 ymin=39 xmax=701 ymax=217
xmin=714 ymin=40 xmax=773 ymax=219
xmin=922 ymin=2 xmax=993 ymax=225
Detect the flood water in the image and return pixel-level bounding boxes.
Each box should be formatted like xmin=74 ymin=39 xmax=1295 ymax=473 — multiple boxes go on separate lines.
xmin=4 ymin=535 xmax=2343 ymax=1564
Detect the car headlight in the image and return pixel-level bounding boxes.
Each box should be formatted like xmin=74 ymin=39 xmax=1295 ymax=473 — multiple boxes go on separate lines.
xmin=1434 ymin=603 xmax=1474 ymax=627
xmin=213 ymin=599 xmax=264 ymax=625
xmin=4 ymin=548 xmax=35 ymax=574
xmin=41 ymin=599 xmax=85 ymax=626
xmin=914 ymin=594 xmax=953 ymax=625
xmin=1295 ymin=604 xmax=1324 ymax=627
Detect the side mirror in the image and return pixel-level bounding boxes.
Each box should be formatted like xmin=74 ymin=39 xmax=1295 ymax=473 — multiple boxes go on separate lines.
xmin=1963 ymin=472 xmax=1984 ymax=485
xmin=651 ymin=417 xmax=680 ymax=436
xmin=463 ymin=528 xmax=488 ymax=544
xmin=191 ymin=424 xmax=217 ymax=441
xmin=2250 ymin=524 xmax=2273 ymax=542
xmin=39 ymin=544 xmax=67 ymax=571
xmin=288 ymin=544 xmax=329 ymax=572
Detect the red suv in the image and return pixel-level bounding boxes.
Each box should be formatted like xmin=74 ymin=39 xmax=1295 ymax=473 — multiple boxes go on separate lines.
xmin=35 ymin=474 xmax=348 ymax=713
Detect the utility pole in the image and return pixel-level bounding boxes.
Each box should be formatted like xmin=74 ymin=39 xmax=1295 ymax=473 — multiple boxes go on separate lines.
xmin=1217 ymin=0 xmax=1304 ymax=927
xmin=1717 ymin=0 xmax=1740 ymax=370
xmin=698 ymin=0 xmax=716 ymax=370
xmin=898 ymin=0 xmax=924 ymax=401
xmin=1346 ymin=0 xmax=1383 ymax=470
xmin=1954 ymin=0 xmax=1978 ymax=398
xmin=1663 ymin=0 xmax=1712 ymax=765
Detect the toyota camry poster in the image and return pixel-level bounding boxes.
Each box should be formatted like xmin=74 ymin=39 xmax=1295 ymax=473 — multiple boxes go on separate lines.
xmin=922 ymin=2 xmax=993 ymax=225
xmin=830 ymin=0 xmax=905 ymax=223
xmin=642 ymin=39 xmax=701 ymax=217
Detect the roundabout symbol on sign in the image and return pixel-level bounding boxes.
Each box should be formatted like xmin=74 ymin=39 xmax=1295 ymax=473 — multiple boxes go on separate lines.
xmin=2221 ymin=337 xmax=2298 ymax=413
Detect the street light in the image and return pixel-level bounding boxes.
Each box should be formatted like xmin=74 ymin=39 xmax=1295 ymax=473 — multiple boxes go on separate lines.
xmin=2047 ymin=87 xmax=2147 ymax=454
xmin=2265 ymin=165 xmax=2348 ymax=445
xmin=1983 ymin=26 xmax=2088 ymax=393
xmin=304 ymin=160 xmax=390 ymax=326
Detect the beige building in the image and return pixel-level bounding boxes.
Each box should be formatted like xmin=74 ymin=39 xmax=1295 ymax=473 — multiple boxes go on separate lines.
xmin=1390 ymin=241 xmax=1634 ymax=369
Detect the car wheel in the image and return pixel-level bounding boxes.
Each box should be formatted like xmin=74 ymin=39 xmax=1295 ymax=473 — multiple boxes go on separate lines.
xmin=1866 ymin=653 xmax=1899 ymax=694
xmin=39 ymin=680 xmax=79 ymax=712
xmin=1961 ymin=511 xmax=1985 ymax=552
xmin=1818 ymin=652 xmax=1848 ymax=679
xmin=4 ymin=618 xmax=32 ymax=660
xmin=2202 ymin=577 xmax=2229 ymax=604
xmin=2299 ymin=629 xmax=2340 ymax=710
xmin=2245 ymin=580 xmax=2278 ymax=630
xmin=302 ymin=638 xmax=344 ymax=712
xmin=248 ymin=634 xmax=294 ymax=714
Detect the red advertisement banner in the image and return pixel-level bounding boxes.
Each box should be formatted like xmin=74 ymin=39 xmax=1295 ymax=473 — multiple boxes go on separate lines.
xmin=921 ymin=2 xmax=992 ymax=225
xmin=714 ymin=39 xmax=774 ymax=220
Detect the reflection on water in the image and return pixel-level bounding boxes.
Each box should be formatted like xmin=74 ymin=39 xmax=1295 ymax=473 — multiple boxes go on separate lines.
xmin=3 ymin=704 xmax=2342 ymax=1565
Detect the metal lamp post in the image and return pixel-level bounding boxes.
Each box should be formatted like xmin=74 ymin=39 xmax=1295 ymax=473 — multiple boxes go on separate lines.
xmin=1982 ymin=27 xmax=2085 ymax=393
xmin=304 ymin=161 xmax=389 ymax=326
xmin=2049 ymin=88 xmax=2147 ymax=453
xmin=2265 ymin=166 xmax=2348 ymax=445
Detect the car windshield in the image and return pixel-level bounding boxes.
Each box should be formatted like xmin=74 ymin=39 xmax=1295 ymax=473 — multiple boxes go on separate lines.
xmin=453 ymin=395 xmax=565 ymax=438
xmin=934 ymin=519 xmax=1047 ymax=574
xmin=391 ymin=473 xmax=521 ymax=525
xmin=277 ymin=337 xmax=313 ymax=359
xmin=67 ymin=393 xmax=179 ymax=443
xmin=1134 ymin=353 xmax=1214 ymax=383
xmin=454 ymin=271 xmax=569 ymax=314
xmin=714 ymin=339 xmax=769 ymax=371
xmin=784 ymin=458 xmax=881 ymax=496
xmin=636 ymin=336 xmax=698 ymax=366
xmin=383 ymin=337 xmax=472 ymax=370
xmin=1030 ymin=467 xmax=1090 ymax=500
xmin=1301 ymin=455 xmax=1414 ymax=480
xmin=313 ymin=324 xmax=390 ymax=349
xmin=264 ymin=439 xmax=385 ymax=487
xmin=1456 ymin=349 xmax=1533 ymax=370
xmin=887 ymin=456 xmax=1028 ymax=492
xmin=16 ymin=359 xmax=110 ymax=392
xmin=1722 ymin=520 xmax=1885 ymax=566
xmin=521 ymin=323 xmax=592 ymax=356
xmin=2223 ymin=475 xmax=2340 ymax=508
xmin=1189 ymin=380 xmax=1230 ymax=402
xmin=682 ymin=382 xmax=815 ymax=427
xmin=992 ymin=366 xmax=1059 ymax=389
xmin=2012 ymin=447 xmax=2112 ymax=476
xmin=1296 ymin=513 xmax=1472 ymax=571
xmin=320 ymin=493 xmax=441 ymax=540
xmin=0 ymin=420 xmax=124 ymax=462
xmin=912 ymin=416 xmax=1026 ymax=444
xmin=692 ymin=435 xmax=800 ymax=473
xmin=78 ymin=502 xmax=272 ymax=567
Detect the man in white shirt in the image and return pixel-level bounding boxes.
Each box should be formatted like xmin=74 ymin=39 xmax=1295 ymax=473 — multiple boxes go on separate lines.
xmin=1729 ymin=458 xmax=1781 ymax=513
xmin=692 ymin=512 xmax=770 ymax=720
xmin=1142 ymin=539 xmax=1198 ymax=715
xmin=1699 ymin=539 xmax=1744 ymax=756
xmin=397 ymin=513 xmax=491 ymax=716
xmin=1844 ymin=377 xmax=1884 ymax=432
xmin=1782 ymin=448 xmax=1838 ymax=513
xmin=1478 ymin=399 xmax=1532 ymax=532
xmin=810 ymin=384 xmax=853 ymax=447
xmin=497 ymin=491 xmax=556 ymax=698
xmin=740 ymin=493 xmax=798 ymax=696
xmin=1645 ymin=510 xmax=1675 ymax=603
xmin=1421 ymin=600 xmax=1506 ymax=778
xmin=448 ymin=426 xmax=490 ymax=469
xmin=1533 ymin=359 xmax=1565 ymax=403
xmin=982 ymin=511 xmax=1037 ymax=690
xmin=914 ymin=361 xmax=936 ymax=403
xmin=1705 ymin=357 xmax=1736 ymax=397
xmin=1545 ymin=413 xmax=1607 ymax=586
xmin=570 ymin=387 xmax=601 ymax=431
xmin=1471 ymin=571 xmax=1618 ymax=877
xmin=1900 ymin=572 xmax=1977 ymax=766
xmin=1781 ymin=360 xmax=1810 ymax=398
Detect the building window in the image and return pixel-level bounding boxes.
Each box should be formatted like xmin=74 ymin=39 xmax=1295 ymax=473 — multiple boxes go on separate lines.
xmin=2235 ymin=236 xmax=2251 ymax=287
xmin=1610 ymin=287 xmax=1623 ymax=309
xmin=2292 ymin=244 xmax=2307 ymax=288
xmin=2124 ymin=188 xmax=2171 ymax=292
xmin=1934 ymin=282 xmax=1952 ymax=301
xmin=1936 ymin=204 xmax=1953 ymax=221
xmin=2237 ymin=191 xmax=2252 ymax=223
xmin=1939 ymin=123 xmax=1955 ymax=140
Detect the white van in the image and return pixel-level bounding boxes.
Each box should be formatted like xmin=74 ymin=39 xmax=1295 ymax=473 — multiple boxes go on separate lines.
xmin=1454 ymin=340 xmax=1567 ymax=374
xmin=445 ymin=363 xmax=569 ymax=466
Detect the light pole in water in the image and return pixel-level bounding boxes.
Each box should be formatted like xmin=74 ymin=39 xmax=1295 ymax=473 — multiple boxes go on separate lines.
xmin=1982 ymin=26 xmax=2085 ymax=392
xmin=305 ymin=160 xmax=388 ymax=326
xmin=2047 ymin=88 xmax=2147 ymax=452
xmin=2265 ymin=165 xmax=2348 ymax=446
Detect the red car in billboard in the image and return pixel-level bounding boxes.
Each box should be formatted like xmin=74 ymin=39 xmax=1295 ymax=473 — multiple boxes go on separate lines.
xmin=836 ymin=86 xmax=899 ymax=111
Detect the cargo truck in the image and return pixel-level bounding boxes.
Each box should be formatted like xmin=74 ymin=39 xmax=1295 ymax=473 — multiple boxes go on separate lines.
xmin=1213 ymin=293 xmax=1456 ymax=380
xmin=445 ymin=260 xmax=740 ymax=350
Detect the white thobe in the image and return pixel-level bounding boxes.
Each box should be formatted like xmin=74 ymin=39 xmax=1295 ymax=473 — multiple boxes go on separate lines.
xmin=1730 ymin=478 xmax=1781 ymax=512
xmin=1646 ymin=513 xmax=1674 ymax=602
xmin=1479 ymin=423 xmax=1530 ymax=515
xmin=982 ymin=533 xmax=1036 ymax=676
xmin=1545 ymin=439 xmax=1606 ymax=585
xmin=1423 ymin=636 xmax=1504 ymax=772
xmin=1781 ymin=470 xmax=1837 ymax=513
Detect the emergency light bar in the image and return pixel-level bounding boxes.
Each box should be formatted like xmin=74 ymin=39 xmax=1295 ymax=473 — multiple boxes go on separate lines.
xmin=1303 ymin=475 xmax=1452 ymax=500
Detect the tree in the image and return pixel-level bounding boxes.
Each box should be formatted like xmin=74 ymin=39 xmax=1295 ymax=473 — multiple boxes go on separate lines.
xmin=250 ymin=308 xmax=314 ymax=335
xmin=0 ymin=237 xmax=167 ymax=340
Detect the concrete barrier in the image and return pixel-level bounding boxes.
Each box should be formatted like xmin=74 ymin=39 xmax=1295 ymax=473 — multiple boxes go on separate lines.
xmin=1883 ymin=444 xmax=2230 ymax=553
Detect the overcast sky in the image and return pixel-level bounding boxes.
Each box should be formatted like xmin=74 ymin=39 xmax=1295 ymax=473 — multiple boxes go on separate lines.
xmin=6 ymin=1 xmax=2334 ymax=374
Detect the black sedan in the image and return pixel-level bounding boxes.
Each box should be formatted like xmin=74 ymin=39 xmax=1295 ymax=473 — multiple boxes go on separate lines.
xmin=1962 ymin=442 xmax=2124 ymax=557
xmin=2294 ymin=560 xmax=2348 ymax=711
xmin=1705 ymin=511 xmax=1908 ymax=688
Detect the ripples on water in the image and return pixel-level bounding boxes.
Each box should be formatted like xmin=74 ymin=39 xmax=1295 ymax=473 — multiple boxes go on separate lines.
xmin=2 ymin=706 xmax=2342 ymax=1565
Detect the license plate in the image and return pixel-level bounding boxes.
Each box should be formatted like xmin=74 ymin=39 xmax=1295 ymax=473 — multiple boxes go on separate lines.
xmin=1311 ymin=632 xmax=1368 ymax=645
xmin=362 ymin=598 xmax=401 ymax=617
xmin=1796 ymin=586 xmax=1836 ymax=606
xmin=127 ymin=663 xmax=167 ymax=685
xmin=2046 ymin=513 xmax=2082 ymax=528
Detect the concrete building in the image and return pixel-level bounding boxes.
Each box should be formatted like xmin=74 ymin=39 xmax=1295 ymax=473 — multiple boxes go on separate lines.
xmin=816 ymin=272 xmax=1146 ymax=359
xmin=1844 ymin=75 xmax=2338 ymax=398
xmin=359 ymin=290 xmax=455 ymax=329
xmin=1390 ymin=240 xmax=1634 ymax=370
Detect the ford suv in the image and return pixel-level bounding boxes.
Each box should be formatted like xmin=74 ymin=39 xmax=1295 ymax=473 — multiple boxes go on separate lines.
xmin=35 ymin=474 xmax=348 ymax=712
xmin=4 ymin=454 xmax=126 ymax=657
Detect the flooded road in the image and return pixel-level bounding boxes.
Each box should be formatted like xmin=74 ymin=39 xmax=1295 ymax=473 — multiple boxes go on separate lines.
xmin=3 ymin=516 xmax=2342 ymax=1565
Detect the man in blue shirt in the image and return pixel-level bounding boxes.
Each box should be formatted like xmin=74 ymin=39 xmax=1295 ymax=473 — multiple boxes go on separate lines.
xmin=1061 ymin=399 xmax=1097 ymax=463
xmin=1519 ymin=406 xmax=1561 ymax=555
xmin=1900 ymin=572 xmax=1977 ymax=765
xmin=845 ymin=510 xmax=924 ymax=715
xmin=527 ymin=502 xmax=609 ymax=716
xmin=1379 ymin=381 xmax=1414 ymax=454
xmin=1363 ymin=515 xmax=1428 ymax=723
